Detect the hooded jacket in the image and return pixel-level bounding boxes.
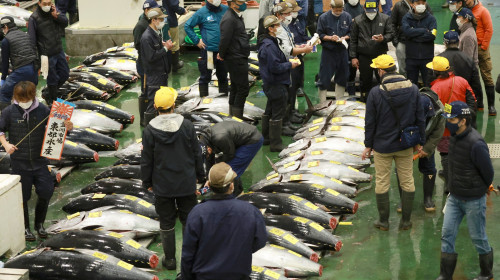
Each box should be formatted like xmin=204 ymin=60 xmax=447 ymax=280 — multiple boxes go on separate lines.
xmin=401 ymin=10 xmax=436 ymax=60
xmin=141 ymin=114 xmax=204 ymax=197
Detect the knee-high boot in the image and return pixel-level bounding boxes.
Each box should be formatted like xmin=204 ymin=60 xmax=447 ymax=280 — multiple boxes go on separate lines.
xmin=24 ymin=201 xmax=35 ymax=241
xmin=423 ymin=173 xmax=436 ymax=212
xmin=374 ymin=192 xmax=390 ymax=231
xmin=399 ymin=190 xmax=415 ymax=230
xmin=160 ymin=229 xmax=176 ymax=270
xmin=34 ymin=197 xmax=50 ymax=238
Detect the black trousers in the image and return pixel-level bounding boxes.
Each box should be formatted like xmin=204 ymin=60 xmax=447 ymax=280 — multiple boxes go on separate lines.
xmin=359 ymin=54 xmax=381 ymax=94
xmin=406 ymin=58 xmax=431 ymax=88
xmin=144 ymin=73 xmax=168 ymax=112
xmin=263 ymin=84 xmax=287 ymax=120
xmin=13 ymin=165 xmax=54 ymax=203
xmin=155 ymin=194 xmax=198 ymax=230
xmin=226 ymin=58 xmax=249 ymax=108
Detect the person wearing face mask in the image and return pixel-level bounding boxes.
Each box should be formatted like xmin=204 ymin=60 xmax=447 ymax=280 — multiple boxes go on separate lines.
xmin=316 ymin=0 xmax=352 ymax=102
xmin=219 ymin=0 xmax=250 ymax=119
xmin=448 ymin=0 xmax=464 ymax=34
xmin=0 ymin=17 xmax=38 ymax=111
xmin=185 ymin=0 xmax=229 ymax=99
xmin=28 ymin=0 xmax=69 ymax=106
xmin=465 ymin=0 xmax=495 ymax=116
xmin=427 ymin=56 xmax=477 ymax=194
xmin=401 ymin=0 xmax=437 ymax=88
xmin=0 ymin=81 xmax=73 ymax=242
xmin=349 ymin=0 xmax=393 ymax=102
xmin=140 ymin=8 xmax=173 ymax=126
xmin=436 ymin=100 xmax=494 ymax=280
xmin=161 ymin=0 xmax=186 ymax=72
xmin=344 ymin=0 xmax=363 ymax=97
xmin=456 ymin=8 xmax=478 ymax=67
xmin=258 ymin=15 xmax=300 ymax=151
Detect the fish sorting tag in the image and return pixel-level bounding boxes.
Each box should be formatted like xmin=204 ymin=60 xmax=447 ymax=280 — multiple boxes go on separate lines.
xmin=23 ymin=249 xmax=37 ymax=255
xmin=92 ymin=193 xmax=106 ymax=199
xmin=119 ymin=210 xmax=133 ymax=214
xmin=89 ymin=211 xmax=102 ymax=218
xmin=202 ymin=98 xmax=213 ymax=104
xmin=311 ymin=150 xmax=323 ymax=155
xmin=98 ymin=78 xmax=108 ymax=85
xmin=59 ymin=247 xmax=75 ymax=251
xmin=309 ymin=125 xmax=320 ymax=132
xmin=336 ymin=100 xmax=346 ymax=105
xmin=283 ymin=234 xmax=298 ymax=244
xmin=294 ymin=217 xmax=309 ymax=223
xmin=308 ymin=161 xmax=319 ymax=167
xmin=290 ymin=174 xmax=302 ymax=181
xmin=266 ymin=173 xmax=279 ymax=180
xmin=270 ymin=244 xmax=285 ymax=250
xmin=305 ymin=202 xmax=319 ymax=210
xmin=315 ymin=137 xmax=327 ymax=143
xmin=339 ymin=222 xmax=353 ymax=226
xmin=331 ymin=178 xmax=343 ymax=184
xmin=269 ymin=227 xmax=285 ymax=236
xmin=108 ymin=232 xmax=124 ymax=239
xmin=124 ymin=195 xmax=138 ymax=201
xmin=309 ymin=222 xmax=324 ymax=232
xmin=288 ymin=250 xmax=302 ymax=258
xmin=313 ymin=117 xmax=324 ymax=124
xmin=85 ymin=128 xmax=98 ymax=134
xmin=181 ymin=86 xmax=190 ymax=91
xmin=117 ymin=260 xmax=133 ymax=271
xmin=252 ymin=266 xmax=264 ymax=273
xmin=136 ymin=138 xmax=142 ymax=143
xmin=329 ymin=160 xmax=341 ymax=165
xmin=105 ymin=104 xmax=116 ymax=110
xmin=330 ymin=126 xmax=341 ymax=131
xmin=326 ymin=189 xmax=340 ymax=196
xmin=264 ymin=269 xmax=281 ymax=279
xmin=284 ymin=161 xmax=296 ymax=168
xmin=331 ymin=117 xmax=342 ymax=123
xmin=232 ymin=116 xmax=243 ymax=122
xmin=355 ymin=126 xmax=365 ymax=130
xmin=311 ymin=183 xmax=325 ymax=189
xmin=312 ymin=173 xmax=325 ymax=178
xmin=96 ymin=113 xmax=106 ymax=118
xmin=93 ymin=252 xmax=108 ymax=261
xmin=66 ymin=140 xmax=78 ymax=147
xmin=138 ymin=200 xmax=152 ymax=208
xmin=218 ymin=112 xmax=229 ymax=117
xmin=289 ymin=150 xmax=301 ymax=157
xmin=67 ymin=212 xmax=80 ymax=220
xmin=137 ymin=214 xmax=150 ymax=220
xmin=289 ymin=195 xmax=304 ymax=202
xmin=348 ymin=166 xmax=360 ymax=172
xmin=249 ymin=64 xmax=259 ymax=70
xmin=350 ymin=110 xmax=359 ymax=116
xmin=126 ymin=239 xmax=142 ymax=249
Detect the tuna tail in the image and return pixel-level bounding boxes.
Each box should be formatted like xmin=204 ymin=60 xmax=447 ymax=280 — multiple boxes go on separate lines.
xmin=266 ymin=156 xmax=279 ymax=174
xmin=320 ymin=108 xmax=337 ymax=134
xmin=303 ymin=92 xmax=315 ymax=124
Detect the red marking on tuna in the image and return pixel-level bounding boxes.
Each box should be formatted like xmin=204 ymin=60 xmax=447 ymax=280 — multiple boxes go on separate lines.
xmin=119 ymin=124 xmax=123 ymax=132
xmin=149 ymin=254 xmax=159 ymax=268
xmin=310 ymin=252 xmax=319 ymax=263
xmin=93 ymin=152 xmax=99 ymax=162
xmin=318 ymin=265 xmax=323 ymax=276
xmin=56 ymin=172 xmax=62 ymax=183
xmin=130 ymin=115 xmax=135 ymax=124
xmin=152 ymin=276 xmax=159 ymax=280
xmin=352 ymin=202 xmax=359 ymax=214
xmin=114 ymin=140 xmax=120 ymax=151
xmin=335 ymin=241 xmax=343 ymax=252
xmin=329 ymin=217 xmax=338 ymax=229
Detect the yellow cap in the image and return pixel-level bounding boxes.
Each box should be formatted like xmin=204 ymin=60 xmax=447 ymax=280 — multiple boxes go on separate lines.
xmin=154 ymin=87 xmax=178 ymax=109
xmin=370 ymin=54 xmax=396 ymax=69
xmin=426 ymin=56 xmax=450 ymax=72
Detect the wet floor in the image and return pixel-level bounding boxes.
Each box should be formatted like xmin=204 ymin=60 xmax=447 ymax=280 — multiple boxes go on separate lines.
xmin=7 ymin=1 xmax=500 ymax=279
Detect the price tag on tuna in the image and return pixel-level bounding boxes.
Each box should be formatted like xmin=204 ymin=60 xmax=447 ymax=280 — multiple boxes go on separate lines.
xmin=137 ymin=214 xmax=150 ymax=220
xmin=330 ymin=160 xmax=341 ymax=165
xmin=330 ymin=126 xmax=341 ymax=131
xmin=270 ymin=244 xmax=285 ymax=250
xmin=60 ymin=247 xmax=75 ymax=251
xmin=105 ymin=104 xmax=116 ymax=110
xmin=283 ymin=234 xmax=298 ymax=244
xmin=312 ymin=117 xmax=324 ymax=124
xmin=308 ymin=161 xmax=319 ymax=167
xmin=269 ymin=227 xmax=285 ymax=236
xmin=92 ymin=193 xmax=106 ymax=199
xmin=66 ymin=140 xmax=77 ymax=147
xmin=98 ymin=78 xmax=108 ymax=85
xmin=138 ymin=200 xmax=152 ymax=208
xmin=67 ymin=212 xmax=80 ymax=220
xmin=202 ymin=98 xmax=213 ymax=104
xmin=313 ymin=173 xmax=325 ymax=178
xmin=289 ymin=195 xmax=304 ymax=202
xmin=290 ymin=150 xmax=301 ymax=157
xmin=96 ymin=113 xmax=106 ymax=118
xmin=108 ymin=232 xmax=124 ymax=239
xmin=85 ymin=128 xmax=97 ymax=134
xmin=348 ymin=166 xmax=360 ymax=172
xmin=311 ymin=150 xmax=323 ymax=155
xmin=339 ymin=222 xmax=353 ymax=226
xmin=246 ymin=101 xmax=255 ymax=106
xmin=284 ymin=161 xmax=296 ymax=168
xmin=117 ymin=260 xmax=133 ymax=271
xmin=326 ymin=189 xmax=340 ymax=196
xmin=331 ymin=117 xmax=342 ymax=123
xmin=119 ymin=210 xmax=133 ymax=214
xmin=355 ymin=126 xmax=364 ymax=130
xmin=89 ymin=211 xmax=103 ymax=218
xmin=288 ymin=250 xmax=302 ymax=258
xmin=315 ymin=137 xmax=327 ymax=143
xmin=294 ymin=217 xmax=310 ymax=223
xmin=350 ymin=110 xmax=359 ymax=116
xmin=126 ymin=239 xmax=142 ymax=249
xmin=249 ymin=64 xmax=259 ymax=70
xmin=290 ymin=175 xmax=302 ymax=181
xmin=266 ymin=173 xmax=279 ymax=180
xmin=331 ymin=178 xmax=343 ymax=184
xmin=181 ymin=86 xmax=190 ymax=91
xmin=124 ymin=195 xmax=138 ymax=201
xmin=232 ymin=116 xmax=243 ymax=122
xmin=93 ymin=252 xmax=109 ymax=261
xmin=310 ymin=222 xmax=324 ymax=232
xmin=136 ymin=138 xmax=142 ymax=143
xmin=218 ymin=112 xmax=229 ymax=117
xmin=336 ymin=100 xmax=346 ymax=105
xmin=311 ymin=184 xmax=325 ymax=189
xmin=23 ymin=249 xmax=37 ymax=255
xmin=309 ymin=125 xmax=320 ymax=132
xmin=252 ymin=266 xmax=264 ymax=273
xmin=264 ymin=269 xmax=281 ymax=279
xmin=305 ymin=202 xmax=319 ymax=210
xmin=42 ymin=98 xmax=75 ymax=160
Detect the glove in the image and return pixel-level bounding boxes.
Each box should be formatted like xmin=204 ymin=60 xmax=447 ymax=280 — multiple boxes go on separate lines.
xmin=0 ymin=79 xmax=5 ymax=87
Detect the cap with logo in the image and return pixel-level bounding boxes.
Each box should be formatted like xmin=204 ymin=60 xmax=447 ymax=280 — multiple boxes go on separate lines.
xmin=365 ymin=0 xmax=378 ymax=12
xmin=263 ymin=15 xmax=281 ymax=28
xmin=154 ymin=87 xmax=178 ymax=109
xmin=147 ymin=7 xmax=167 ymax=19
xmin=370 ymin=54 xmax=396 ymax=69
xmin=456 ymin=7 xmax=474 ymax=21
xmin=273 ymin=1 xmax=293 ymax=14
xmin=285 ymin=0 xmax=302 ymax=12
xmin=443 ymin=30 xmax=459 ymax=44
xmin=442 ymin=101 xmax=471 ymax=118
xmin=426 ymin=56 xmax=450 ymax=72
xmin=143 ymin=0 xmax=160 ymax=10
xmin=209 ymin=162 xmax=237 ymax=188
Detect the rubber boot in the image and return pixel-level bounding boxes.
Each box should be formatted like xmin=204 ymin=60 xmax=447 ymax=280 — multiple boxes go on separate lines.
xmin=436 ymin=252 xmax=458 ymax=280
xmin=269 ymin=119 xmax=284 ymax=152
xmin=138 ymin=96 xmax=147 ymax=127
xmin=290 ymin=109 xmax=304 ymax=124
xmin=232 ymin=107 xmax=244 ymax=119
xmin=199 ymin=84 xmax=209 ymax=97
xmin=296 ymin=87 xmax=305 ymax=97
xmin=486 ymin=85 xmax=496 ymax=116
xmin=347 ymin=81 xmax=356 ymax=96
xmin=261 ymin=114 xmax=270 ymax=145
xmin=23 ymin=201 xmax=35 ymax=241
xmin=423 ymin=173 xmax=436 ymax=212
xmin=374 ymin=192 xmax=390 ymax=231
xmin=34 ymin=198 xmax=50 ymax=238
xmin=44 ymin=85 xmax=59 ymax=106
xmin=171 ymin=51 xmax=184 ymax=72
xmin=335 ymin=84 xmax=345 ymax=100
xmin=143 ymin=111 xmax=156 ymax=127
xmin=399 ymin=191 xmax=415 ymax=230
xmin=283 ymin=105 xmax=300 ymax=135
xmin=473 ymin=249 xmax=494 ymax=280
xmin=318 ymin=89 xmax=327 ymax=103
xmin=160 ymin=229 xmax=176 ymax=270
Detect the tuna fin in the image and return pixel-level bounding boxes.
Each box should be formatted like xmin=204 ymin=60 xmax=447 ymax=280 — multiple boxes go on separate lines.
xmin=321 ymin=108 xmax=337 ymax=133
xmin=265 ymin=156 xmax=279 ymax=173
xmin=81 ymin=225 xmax=103 ymax=230
xmin=303 ymin=91 xmax=314 ymax=124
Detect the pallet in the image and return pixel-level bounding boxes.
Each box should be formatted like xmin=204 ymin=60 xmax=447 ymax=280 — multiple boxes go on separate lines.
xmin=0 ymin=268 xmax=29 ymax=280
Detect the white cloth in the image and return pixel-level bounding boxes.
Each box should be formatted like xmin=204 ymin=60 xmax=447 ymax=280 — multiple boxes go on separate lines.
xmin=41 ymin=55 xmax=49 ymax=79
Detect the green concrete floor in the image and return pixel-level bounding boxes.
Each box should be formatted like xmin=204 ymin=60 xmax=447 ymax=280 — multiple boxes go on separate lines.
xmin=6 ymin=1 xmax=500 ymax=279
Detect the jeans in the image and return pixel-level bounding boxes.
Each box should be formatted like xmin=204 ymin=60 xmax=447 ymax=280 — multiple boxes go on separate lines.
xmin=226 ymin=58 xmax=249 ymax=108
xmin=155 ymin=194 xmax=198 ymax=230
xmin=47 ymin=50 xmax=70 ymax=86
xmin=418 ymin=152 xmax=436 ymax=175
xmin=441 ymin=194 xmax=491 ymax=255
xmin=0 ymin=64 xmax=38 ymax=102
xmin=227 ymin=137 xmax=264 ymax=177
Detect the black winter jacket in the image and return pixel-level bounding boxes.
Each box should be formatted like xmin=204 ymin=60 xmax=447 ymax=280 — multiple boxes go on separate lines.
xmin=140 ymin=26 xmax=170 ymax=77
xmin=141 ymin=114 xmax=204 ymax=198
xmin=391 ymin=0 xmax=432 ymax=45
xmin=349 ymin=12 xmax=394 ymax=58
xmin=219 ymin=9 xmax=249 ymax=60
xmin=133 ymin=13 xmax=149 ymax=53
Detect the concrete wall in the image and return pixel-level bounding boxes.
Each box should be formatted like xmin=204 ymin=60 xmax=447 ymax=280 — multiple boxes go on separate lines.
xmin=79 ymin=0 xmax=143 ymax=29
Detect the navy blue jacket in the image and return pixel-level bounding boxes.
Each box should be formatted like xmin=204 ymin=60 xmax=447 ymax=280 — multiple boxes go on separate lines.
xmin=162 ymin=0 xmax=186 ymax=27
xmin=258 ymin=36 xmax=292 ymax=87
xmin=185 ymin=3 xmax=228 ymax=52
xmin=365 ymin=73 xmax=426 ymax=153
xmin=181 ymin=194 xmax=267 ymax=280
xmin=140 ymin=26 xmax=170 ymax=77
xmin=317 ymin=11 xmax=352 ymax=51
xmin=289 ymin=18 xmax=310 ymax=45
xmin=402 ymin=10 xmax=436 ymax=60
xmin=344 ymin=2 xmax=364 ymax=19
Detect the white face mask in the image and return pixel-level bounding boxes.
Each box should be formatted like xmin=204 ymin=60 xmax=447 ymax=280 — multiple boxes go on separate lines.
xmin=291 ymin=12 xmax=298 ymax=19
xmin=415 ymin=4 xmax=426 ymax=13
xmin=449 ymin=4 xmax=457 ymax=12
xmin=212 ymin=0 xmax=221 ymax=7
xmin=41 ymin=5 xmax=51 ymax=13
xmin=456 ymin=18 xmax=463 ymax=28
xmin=283 ymin=15 xmax=292 ymax=25
xmin=332 ymin=11 xmax=342 ymax=17
xmin=348 ymin=0 xmax=359 ymax=5
xmin=18 ymin=100 xmax=33 ymax=110
xmin=275 ymin=26 xmax=284 ymax=36
xmin=156 ymin=20 xmax=165 ymax=30
xmin=366 ymin=12 xmax=377 ymax=20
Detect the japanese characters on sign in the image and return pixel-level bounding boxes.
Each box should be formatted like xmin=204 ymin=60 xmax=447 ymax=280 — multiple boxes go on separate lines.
xmin=41 ymin=98 xmax=75 ymax=160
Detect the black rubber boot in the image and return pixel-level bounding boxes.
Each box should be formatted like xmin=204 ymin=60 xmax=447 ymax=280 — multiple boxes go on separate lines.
xmin=143 ymin=111 xmax=156 ymax=127
xmin=199 ymin=84 xmax=209 ymax=97
xmin=160 ymin=229 xmax=176 ymax=270
xmin=374 ymin=192 xmax=390 ymax=231
xmin=296 ymin=87 xmax=305 ymax=97
xmin=138 ymin=96 xmax=148 ymax=127
xmin=44 ymin=85 xmax=59 ymax=106
xmin=473 ymin=249 xmax=494 ymax=280
xmin=423 ymin=173 xmax=436 ymax=212
xmin=23 ymin=201 xmax=36 ymax=242
xmin=290 ymin=112 xmax=304 ymax=124
xmin=436 ymin=252 xmax=457 ymax=280
xmin=399 ymin=191 xmax=415 ymax=230
xmin=34 ymin=198 xmax=50 ymax=238
xmin=486 ymin=86 xmax=496 ymax=116
xmin=269 ymin=119 xmax=284 ymax=152
xmin=171 ymin=51 xmax=184 ymax=72
xmin=261 ymin=114 xmax=270 ymax=146
xmin=232 ymin=107 xmax=244 ymax=119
